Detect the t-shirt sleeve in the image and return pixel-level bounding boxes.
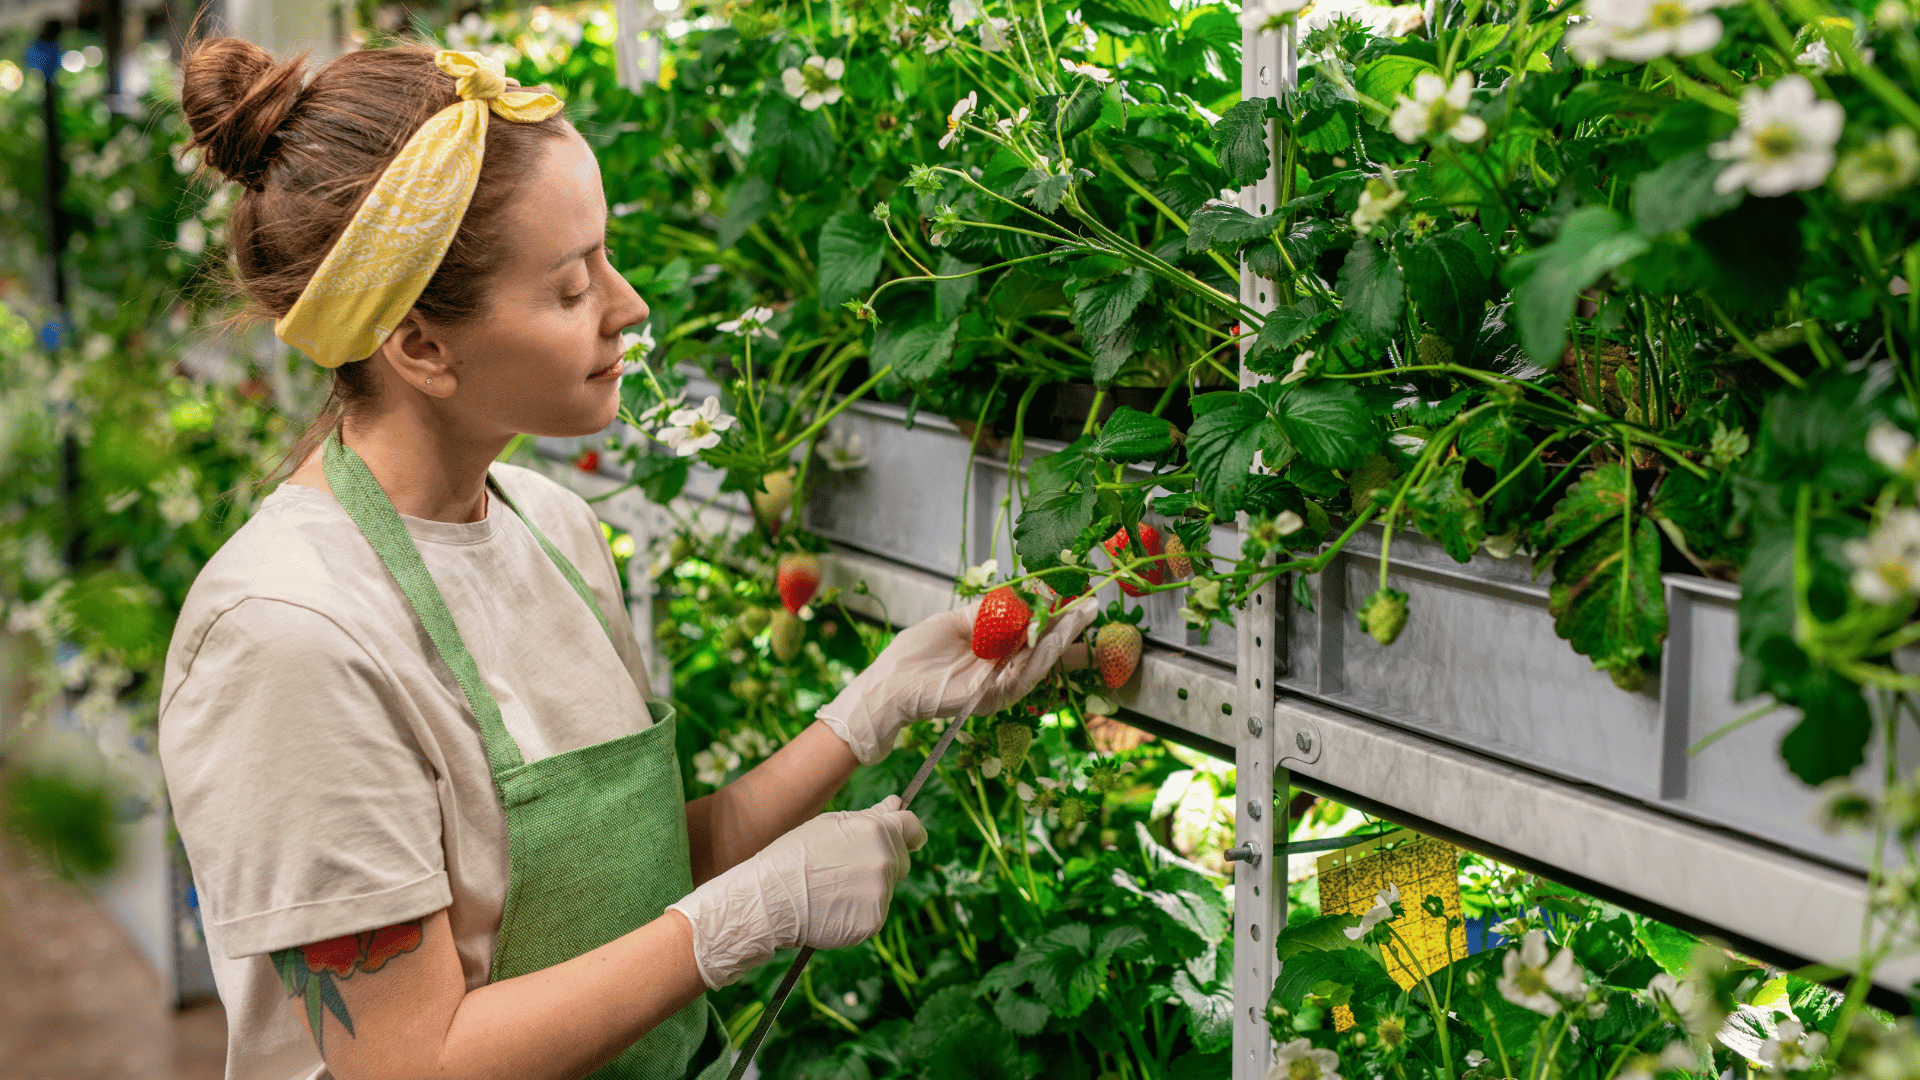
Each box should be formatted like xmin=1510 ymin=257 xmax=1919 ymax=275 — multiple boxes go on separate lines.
xmin=159 ymin=598 xmax=452 ymax=960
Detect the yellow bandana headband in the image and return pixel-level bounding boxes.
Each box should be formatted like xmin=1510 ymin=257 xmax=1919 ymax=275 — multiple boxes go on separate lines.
xmin=274 ymin=51 xmax=564 ymax=369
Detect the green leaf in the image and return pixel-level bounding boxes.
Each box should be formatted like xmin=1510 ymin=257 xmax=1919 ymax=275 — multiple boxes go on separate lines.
xmin=1559 ymin=82 xmax=1669 ymax=126
xmin=1093 ymin=406 xmax=1176 ymax=463
xmin=1172 ymin=968 xmax=1234 ymax=1053
xmin=1632 ymin=149 xmax=1745 ymax=236
xmin=1211 ymin=99 xmax=1277 ymax=187
xmin=1018 ymin=169 xmax=1075 ymax=213
xmin=1186 ymin=393 xmax=1270 ymax=514
xmin=993 ymin=991 xmax=1051 ymax=1036
xmin=1335 ymin=241 xmax=1405 ymax=347
xmin=1102 ymin=0 xmax=1176 ymax=26
xmin=1634 ymin=918 xmax=1702 ymax=977
xmin=1354 ymin=55 xmax=1438 ymax=110
xmin=873 ymin=313 xmax=960 ymax=383
xmin=1295 ymin=104 xmax=1353 ymax=153
xmin=1544 ymin=464 xmax=1668 ymax=690
xmin=1187 ymin=203 xmax=1278 ymax=254
xmin=1404 ymin=232 xmax=1491 ymax=343
xmin=1269 ymin=381 xmax=1380 ymax=471
xmin=1096 ymin=81 xmax=1128 ymax=132
xmin=630 ymin=454 xmax=690 ymax=505
xmin=1461 ymin=23 xmax=1511 ymax=61
xmin=1015 ymin=472 xmax=1098 ymax=595
xmin=1276 ymin=913 xmax=1364 ymax=958
xmin=1245 ymin=298 xmax=1332 ymax=368
xmin=1407 ymin=458 xmax=1484 ymax=562
xmin=749 ymin=93 xmax=834 ymax=191
xmin=936 ymin=254 xmax=981 ymax=322
xmin=1503 ymin=208 xmax=1650 ymax=366
xmin=716 ymin=175 xmax=776 ymax=250
xmin=1268 ymin=947 xmax=1394 ymax=1012
xmin=1780 ymin=669 xmax=1872 ymax=785
xmin=1072 ymin=269 xmax=1151 ymax=386
xmin=817 ymin=211 xmax=888 ymax=310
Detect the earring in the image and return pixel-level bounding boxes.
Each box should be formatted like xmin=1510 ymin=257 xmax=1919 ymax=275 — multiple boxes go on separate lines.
xmin=426 ymin=378 xmax=433 ymax=385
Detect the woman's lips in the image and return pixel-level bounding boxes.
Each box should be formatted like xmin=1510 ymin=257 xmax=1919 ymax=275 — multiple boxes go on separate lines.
xmin=588 ymin=358 xmax=624 ymax=379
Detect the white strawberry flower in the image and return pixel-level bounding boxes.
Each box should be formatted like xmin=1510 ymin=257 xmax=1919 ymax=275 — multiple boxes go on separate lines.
xmin=1281 ymin=349 xmax=1316 ymax=384
xmin=1350 ymin=180 xmax=1407 ymax=234
xmin=1085 ymin=692 xmax=1116 ymax=714
xmin=980 ymin=754 xmax=1004 ymax=778
xmin=818 ymin=427 xmax=870 ymax=471
xmin=1759 ymin=1018 xmax=1828 ymax=1073
xmin=923 ymin=29 xmax=954 ymax=54
xmin=1710 ymin=76 xmax=1844 ymax=196
xmin=1498 ymin=929 xmax=1587 ymax=1016
xmin=1870 ymin=421 xmax=1917 ymax=473
xmin=995 ymin=105 xmax=1031 ymax=135
xmin=729 ymin=727 xmax=774 ymax=758
xmin=954 ymin=728 xmax=976 ymax=745
xmin=1060 ymin=57 xmax=1114 ymax=82
xmin=1269 ymin=1038 xmax=1343 ymax=1080
xmin=1390 ymin=71 xmax=1486 ymax=145
xmin=940 ymin=91 xmax=978 ymax=149
xmin=1016 ymin=780 xmax=1037 ymax=801
xmin=1465 ymin=1051 xmax=1487 ymax=1068
xmin=1275 ymin=510 xmax=1305 ymax=535
xmin=656 ymin=396 xmax=738 ymax=456
xmin=1238 ymin=0 xmax=1312 ymax=33
xmin=1065 ymin=8 xmax=1099 ymax=48
xmin=980 ymin=16 xmax=1012 ymax=51
xmin=962 ymin=558 xmax=999 ymax=590
xmin=950 ymin=0 xmax=985 ymax=24
xmin=1564 ymin=0 xmax=1737 ymax=66
xmin=1843 ymin=508 xmax=1920 ymax=603
xmin=1834 ymin=127 xmax=1920 ymax=202
xmin=693 ymin=742 xmax=742 ymax=786
xmin=781 ymin=55 xmax=846 ymax=111
xmin=621 ymin=325 xmax=657 ymax=360
xmin=1643 ymin=972 xmax=1696 ymax=1019
xmin=1058 ymin=547 xmax=1082 ymax=567
xmin=718 ymin=305 xmax=778 ymax=338
xmin=1344 ymin=881 xmax=1400 ymax=939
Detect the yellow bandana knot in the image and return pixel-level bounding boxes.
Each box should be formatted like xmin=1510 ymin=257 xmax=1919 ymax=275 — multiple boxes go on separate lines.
xmin=273 ymin=50 xmax=565 ymax=369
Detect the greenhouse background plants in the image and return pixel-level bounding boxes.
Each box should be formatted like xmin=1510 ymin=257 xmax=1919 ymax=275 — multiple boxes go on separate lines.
xmin=2 ymin=0 xmax=1919 ymax=1078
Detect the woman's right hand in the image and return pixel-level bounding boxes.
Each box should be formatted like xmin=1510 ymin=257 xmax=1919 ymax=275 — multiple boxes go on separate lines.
xmin=666 ymin=795 xmax=926 ymax=989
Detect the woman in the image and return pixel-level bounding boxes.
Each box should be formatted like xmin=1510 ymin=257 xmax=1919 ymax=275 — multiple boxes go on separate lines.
xmin=158 ymin=39 xmax=1094 ymax=1080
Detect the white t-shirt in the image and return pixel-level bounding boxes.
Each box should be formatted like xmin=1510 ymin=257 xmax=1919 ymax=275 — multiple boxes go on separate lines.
xmin=158 ymin=461 xmax=657 ymax=1080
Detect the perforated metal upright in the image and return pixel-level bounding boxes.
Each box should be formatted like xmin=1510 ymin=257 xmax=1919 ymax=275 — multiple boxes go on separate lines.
xmin=1231 ymin=11 xmax=1296 ymax=1080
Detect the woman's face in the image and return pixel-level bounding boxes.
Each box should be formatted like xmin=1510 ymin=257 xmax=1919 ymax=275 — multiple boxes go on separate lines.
xmin=431 ymin=129 xmax=647 ymax=439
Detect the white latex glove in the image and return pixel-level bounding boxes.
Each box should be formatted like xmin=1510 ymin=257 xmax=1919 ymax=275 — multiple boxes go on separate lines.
xmin=666 ymin=796 xmax=926 ymax=990
xmin=816 ymin=594 xmax=1099 ymax=764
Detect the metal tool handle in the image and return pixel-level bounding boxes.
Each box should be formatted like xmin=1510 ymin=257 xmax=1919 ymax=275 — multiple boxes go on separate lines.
xmin=724 ymin=719 xmax=965 ymax=1080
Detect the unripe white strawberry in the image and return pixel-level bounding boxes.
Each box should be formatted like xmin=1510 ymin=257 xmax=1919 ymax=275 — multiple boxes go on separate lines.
xmin=1094 ymin=622 xmax=1142 ymax=689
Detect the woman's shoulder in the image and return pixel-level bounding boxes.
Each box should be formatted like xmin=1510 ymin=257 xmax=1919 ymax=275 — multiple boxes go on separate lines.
xmin=166 ymin=484 xmax=399 ymax=679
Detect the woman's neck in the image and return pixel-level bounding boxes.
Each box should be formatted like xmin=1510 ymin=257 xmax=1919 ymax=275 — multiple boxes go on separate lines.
xmin=286 ymin=413 xmax=509 ymax=524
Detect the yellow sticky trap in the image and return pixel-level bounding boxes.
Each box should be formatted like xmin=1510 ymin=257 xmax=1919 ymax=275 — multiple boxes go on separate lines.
xmin=1316 ymin=830 xmax=1467 ymax=1030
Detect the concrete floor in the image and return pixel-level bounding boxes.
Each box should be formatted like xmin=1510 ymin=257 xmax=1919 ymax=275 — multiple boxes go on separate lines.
xmin=0 ymin=840 xmax=227 ymax=1080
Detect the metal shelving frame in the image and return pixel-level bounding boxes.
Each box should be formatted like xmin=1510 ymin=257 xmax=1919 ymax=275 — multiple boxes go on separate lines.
xmin=523 ymin=1 xmax=1911 ymax=1069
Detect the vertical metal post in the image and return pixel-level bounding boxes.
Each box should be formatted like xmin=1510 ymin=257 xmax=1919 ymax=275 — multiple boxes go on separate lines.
xmin=1232 ymin=9 xmax=1295 ymax=1080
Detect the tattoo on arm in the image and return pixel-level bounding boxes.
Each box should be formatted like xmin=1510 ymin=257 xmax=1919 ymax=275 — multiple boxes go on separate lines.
xmin=270 ymin=920 xmax=425 ymax=1053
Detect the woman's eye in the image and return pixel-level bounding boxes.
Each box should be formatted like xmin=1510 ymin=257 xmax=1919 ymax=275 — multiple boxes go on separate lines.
xmin=561 ymin=285 xmax=590 ymax=307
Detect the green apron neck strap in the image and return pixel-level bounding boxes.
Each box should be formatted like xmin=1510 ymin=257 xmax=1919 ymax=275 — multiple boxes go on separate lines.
xmin=320 ymin=426 xmax=615 ymax=778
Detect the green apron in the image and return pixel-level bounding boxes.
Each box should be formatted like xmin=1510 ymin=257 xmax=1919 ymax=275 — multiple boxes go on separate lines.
xmin=322 ymin=427 xmax=731 ymax=1080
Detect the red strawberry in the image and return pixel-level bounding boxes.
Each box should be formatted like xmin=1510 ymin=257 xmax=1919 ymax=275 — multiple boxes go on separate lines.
xmin=1094 ymin=621 xmax=1143 ymax=689
xmin=575 ymin=449 xmax=600 ymax=472
xmin=1102 ymin=526 xmax=1164 ymax=596
xmin=971 ymin=586 xmax=1032 ymax=661
xmin=777 ymin=553 xmax=822 ymax=615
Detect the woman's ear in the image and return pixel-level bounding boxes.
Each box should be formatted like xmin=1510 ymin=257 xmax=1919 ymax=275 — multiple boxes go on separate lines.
xmin=378 ymin=310 xmax=455 ymax=396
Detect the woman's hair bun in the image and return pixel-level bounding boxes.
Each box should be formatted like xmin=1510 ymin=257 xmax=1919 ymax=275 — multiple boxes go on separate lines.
xmin=181 ymin=37 xmax=309 ymax=191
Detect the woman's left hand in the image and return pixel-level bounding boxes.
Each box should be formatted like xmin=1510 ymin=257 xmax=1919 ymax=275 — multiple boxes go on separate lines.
xmin=816 ymin=595 xmax=1099 ymax=764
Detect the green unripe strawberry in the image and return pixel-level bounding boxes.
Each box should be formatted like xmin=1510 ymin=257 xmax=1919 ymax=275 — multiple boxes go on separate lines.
xmin=719 ymin=625 xmax=747 ymax=649
xmin=996 ymin=721 xmax=1034 ymax=774
xmin=1357 ymin=587 xmax=1410 ymax=646
xmin=739 ymin=607 xmax=771 ymax=635
xmin=770 ymin=610 xmax=805 ymax=662
xmin=1058 ymin=798 xmax=1087 ymax=828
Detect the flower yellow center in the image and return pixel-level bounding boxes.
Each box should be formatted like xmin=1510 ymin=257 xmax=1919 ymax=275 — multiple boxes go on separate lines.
xmin=1289 ymin=1058 xmax=1324 ymax=1080
xmin=1755 ymin=122 xmax=1801 ymax=161
xmin=1377 ymin=1017 xmax=1407 ymax=1048
xmin=687 ymin=417 xmax=713 ymax=438
xmin=1647 ymin=1 xmax=1689 ymax=29
xmin=1880 ymin=560 xmax=1912 ymax=591
xmin=1513 ymin=964 xmax=1549 ymax=996
xmin=803 ymin=66 xmax=834 ymax=91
